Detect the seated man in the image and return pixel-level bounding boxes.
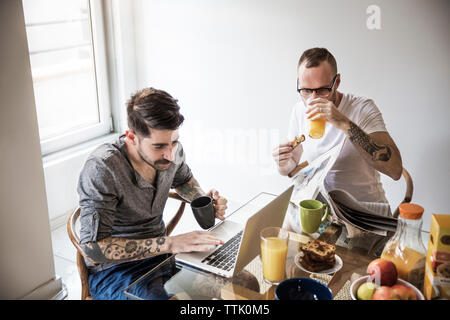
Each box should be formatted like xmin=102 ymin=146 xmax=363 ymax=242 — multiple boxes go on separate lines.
xmin=78 ymin=87 xmax=227 ymax=299
xmin=273 ymin=48 xmax=403 ymax=252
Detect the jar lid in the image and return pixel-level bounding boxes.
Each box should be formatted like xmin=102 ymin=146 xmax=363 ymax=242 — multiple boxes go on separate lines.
xmin=399 ymin=203 xmax=424 ymax=220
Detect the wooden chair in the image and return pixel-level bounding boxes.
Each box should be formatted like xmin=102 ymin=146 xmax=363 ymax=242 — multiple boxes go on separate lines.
xmin=67 ymin=192 xmax=189 ymax=300
xmin=392 ymin=168 xmax=414 ymax=218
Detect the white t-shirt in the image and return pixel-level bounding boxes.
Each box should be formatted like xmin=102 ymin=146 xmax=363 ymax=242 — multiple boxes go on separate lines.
xmin=288 ymin=92 xmax=389 ymax=203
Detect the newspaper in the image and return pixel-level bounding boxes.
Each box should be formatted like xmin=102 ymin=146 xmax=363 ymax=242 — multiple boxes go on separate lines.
xmin=286 ymin=141 xmax=398 ymax=238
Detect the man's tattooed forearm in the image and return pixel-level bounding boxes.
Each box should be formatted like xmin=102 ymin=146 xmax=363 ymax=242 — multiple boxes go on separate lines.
xmin=348 ymin=122 xmax=392 ymax=162
xmin=82 ymin=236 xmax=167 ymax=264
xmin=175 ymin=177 xmax=205 ymax=202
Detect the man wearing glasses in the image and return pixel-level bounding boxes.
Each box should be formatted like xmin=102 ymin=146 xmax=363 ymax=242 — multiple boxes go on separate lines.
xmin=273 ymin=48 xmax=402 ymax=239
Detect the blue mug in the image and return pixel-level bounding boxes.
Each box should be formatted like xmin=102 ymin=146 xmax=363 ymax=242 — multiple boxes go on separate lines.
xmin=275 ymin=277 xmax=333 ymax=300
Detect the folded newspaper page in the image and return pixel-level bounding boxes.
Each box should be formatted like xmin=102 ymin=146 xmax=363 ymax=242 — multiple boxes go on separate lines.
xmin=287 ymin=142 xmax=343 ymax=234
xmin=328 ymin=189 xmax=397 ymax=236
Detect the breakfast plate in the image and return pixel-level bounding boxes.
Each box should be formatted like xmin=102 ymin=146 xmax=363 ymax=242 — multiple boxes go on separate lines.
xmin=294 ymin=252 xmax=343 ymax=275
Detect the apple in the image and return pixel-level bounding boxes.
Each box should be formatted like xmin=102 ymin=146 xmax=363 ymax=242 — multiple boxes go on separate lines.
xmin=372 ymin=286 xmax=398 ymax=300
xmin=357 ymin=282 xmax=378 ymax=300
xmin=391 ymin=284 xmax=416 ymax=300
xmin=367 ymin=258 xmax=398 ymax=286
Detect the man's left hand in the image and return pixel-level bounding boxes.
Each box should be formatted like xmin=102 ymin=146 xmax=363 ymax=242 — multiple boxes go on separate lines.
xmin=207 ymin=189 xmax=227 ymax=221
xmin=305 ymin=98 xmax=350 ymax=132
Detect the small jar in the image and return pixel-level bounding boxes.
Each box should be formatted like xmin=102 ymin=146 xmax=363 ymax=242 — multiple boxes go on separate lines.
xmin=381 ymin=203 xmax=427 ymax=291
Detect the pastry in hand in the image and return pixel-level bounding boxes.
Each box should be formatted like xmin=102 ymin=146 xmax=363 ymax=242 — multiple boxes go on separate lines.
xmin=290 ymin=134 xmax=305 ymax=148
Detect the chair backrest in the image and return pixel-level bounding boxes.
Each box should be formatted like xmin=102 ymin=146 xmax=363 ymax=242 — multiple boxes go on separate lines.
xmin=392 ymin=168 xmax=414 ymax=218
xmin=67 ymin=207 xmax=94 ymax=300
xmin=67 ymin=208 xmax=98 ymax=266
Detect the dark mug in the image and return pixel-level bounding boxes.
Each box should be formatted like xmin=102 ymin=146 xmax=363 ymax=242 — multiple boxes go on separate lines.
xmin=191 ymin=196 xmax=215 ymax=229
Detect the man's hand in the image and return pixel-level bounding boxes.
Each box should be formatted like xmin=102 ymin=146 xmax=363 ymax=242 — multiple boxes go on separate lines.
xmin=207 ymin=189 xmax=227 ymax=221
xmin=305 ymin=98 xmax=350 ymax=132
xmin=305 ymin=98 xmax=402 ymax=180
xmin=272 ymin=142 xmax=303 ymax=176
xmin=169 ymin=231 xmax=224 ymax=254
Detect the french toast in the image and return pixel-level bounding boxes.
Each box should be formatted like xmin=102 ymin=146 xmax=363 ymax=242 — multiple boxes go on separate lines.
xmin=298 ymin=239 xmax=336 ymax=272
xmin=299 ymin=254 xmax=335 ymax=272
xmin=300 ymin=239 xmax=336 ymax=262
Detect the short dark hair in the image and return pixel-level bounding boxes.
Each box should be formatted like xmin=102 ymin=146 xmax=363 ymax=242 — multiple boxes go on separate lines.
xmin=126 ymin=87 xmax=184 ymax=137
xmin=297 ymin=47 xmax=338 ymax=74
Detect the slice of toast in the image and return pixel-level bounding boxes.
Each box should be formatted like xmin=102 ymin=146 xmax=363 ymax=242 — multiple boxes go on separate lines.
xmin=300 ymin=239 xmax=336 ymax=262
xmin=299 ymin=253 xmax=335 ymax=272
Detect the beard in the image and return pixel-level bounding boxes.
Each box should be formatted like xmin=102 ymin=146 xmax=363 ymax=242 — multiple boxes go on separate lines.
xmin=137 ymin=147 xmax=172 ymax=171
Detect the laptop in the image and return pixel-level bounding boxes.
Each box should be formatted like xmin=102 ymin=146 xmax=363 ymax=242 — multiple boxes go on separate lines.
xmin=175 ymin=185 xmax=294 ymax=278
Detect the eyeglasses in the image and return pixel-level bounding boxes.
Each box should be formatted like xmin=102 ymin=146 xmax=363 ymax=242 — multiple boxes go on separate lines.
xmin=297 ymin=74 xmax=338 ymax=98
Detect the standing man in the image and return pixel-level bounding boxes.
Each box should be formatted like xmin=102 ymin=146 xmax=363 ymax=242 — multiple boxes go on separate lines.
xmin=78 ymin=87 xmax=227 ymax=299
xmin=273 ymin=48 xmax=402 ymax=245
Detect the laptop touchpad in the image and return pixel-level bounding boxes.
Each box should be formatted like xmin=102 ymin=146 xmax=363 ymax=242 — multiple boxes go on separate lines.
xmin=211 ymin=220 xmax=243 ymax=243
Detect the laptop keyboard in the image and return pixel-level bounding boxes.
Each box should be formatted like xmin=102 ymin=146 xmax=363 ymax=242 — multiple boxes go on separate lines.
xmin=201 ymin=230 xmax=243 ymax=272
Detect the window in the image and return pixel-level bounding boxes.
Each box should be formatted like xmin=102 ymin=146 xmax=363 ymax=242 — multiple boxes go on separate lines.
xmin=22 ymin=0 xmax=112 ymax=155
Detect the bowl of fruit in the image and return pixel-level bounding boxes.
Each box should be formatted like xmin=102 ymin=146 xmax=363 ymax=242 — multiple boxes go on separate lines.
xmin=350 ymin=258 xmax=425 ymax=300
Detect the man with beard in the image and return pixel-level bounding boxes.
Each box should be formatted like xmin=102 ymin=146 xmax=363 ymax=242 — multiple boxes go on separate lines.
xmin=77 ymin=87 xmax=227 ymax=299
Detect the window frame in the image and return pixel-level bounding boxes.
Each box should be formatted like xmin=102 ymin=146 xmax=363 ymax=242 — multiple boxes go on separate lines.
xmin=27 ymin=0 xmax=113 ymax=156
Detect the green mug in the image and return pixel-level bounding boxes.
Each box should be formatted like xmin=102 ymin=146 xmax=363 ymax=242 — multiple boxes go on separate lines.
xmin=299 ymin=199 xmax=329 ymax=234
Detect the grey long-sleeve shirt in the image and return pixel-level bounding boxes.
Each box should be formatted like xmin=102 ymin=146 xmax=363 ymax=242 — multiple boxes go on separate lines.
xmin=77 ymin=135 xmax=193 ymax=272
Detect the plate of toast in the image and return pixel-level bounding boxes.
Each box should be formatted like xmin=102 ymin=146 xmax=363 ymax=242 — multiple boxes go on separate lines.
xmin=295 ymin=239 xmax=343 ymax=274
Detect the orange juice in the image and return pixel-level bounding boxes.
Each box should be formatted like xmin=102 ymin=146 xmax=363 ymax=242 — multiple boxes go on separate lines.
xmin=309 ymin=115 xmax=326 ymax=139
xmin=380 ymin=203 xmax=427 ymax=291
xmin=260 ymin=237 xmax=288 ymax=283
xmin=381 ymin=241 xmax=426 ymax=287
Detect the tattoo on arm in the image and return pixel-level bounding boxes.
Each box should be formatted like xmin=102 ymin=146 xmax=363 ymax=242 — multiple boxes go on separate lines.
xmin=348 ymin=122 xmax=392 ymax=162
xmin=82 ymin=236 xmax=168 ymax=264
xmin=175 ymin=177 xmax=205 ymax=202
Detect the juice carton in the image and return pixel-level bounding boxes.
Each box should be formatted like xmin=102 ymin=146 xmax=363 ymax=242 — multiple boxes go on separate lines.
xmin=424 ymin=214 xmax=450 ymax=299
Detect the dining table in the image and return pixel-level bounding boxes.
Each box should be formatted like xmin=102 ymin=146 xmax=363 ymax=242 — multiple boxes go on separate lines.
xmin=123 ymin=192 xmax=429 ymax=300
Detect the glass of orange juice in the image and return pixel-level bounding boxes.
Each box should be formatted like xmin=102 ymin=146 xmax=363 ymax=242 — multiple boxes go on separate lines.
xmin=260 ymin=227 xmax=289 ymax=284
xmin=309 ymin=114 xmax=326 ymax=139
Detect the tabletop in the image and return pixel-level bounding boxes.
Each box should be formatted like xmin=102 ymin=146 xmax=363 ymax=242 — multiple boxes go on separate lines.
xmin=123 ymin=192 xmax=429 ymax=300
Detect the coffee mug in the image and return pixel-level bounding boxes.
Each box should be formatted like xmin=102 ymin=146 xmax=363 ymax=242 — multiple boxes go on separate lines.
xmin=299 ymin=199 xmax=329 ymax=234
xmin=191 ymin=196 xmax=215 ymax=229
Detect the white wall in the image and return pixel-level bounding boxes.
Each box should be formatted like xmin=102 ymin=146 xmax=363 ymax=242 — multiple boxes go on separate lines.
xmin=132 ymin=0 xmax=450 ymax=232
xmin=0 ymin=0 xmax=62 ymax=299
